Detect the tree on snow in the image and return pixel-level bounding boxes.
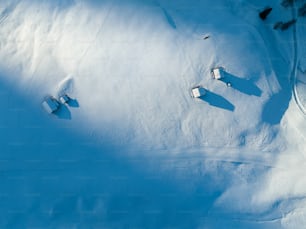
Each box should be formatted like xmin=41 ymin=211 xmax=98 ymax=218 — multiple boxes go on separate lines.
xmin=259 ymin=7 xmax=272 ymax=20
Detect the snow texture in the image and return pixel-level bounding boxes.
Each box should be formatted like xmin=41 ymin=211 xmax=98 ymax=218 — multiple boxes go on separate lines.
xmin=0 ymin=0 xmax=305 ymax=228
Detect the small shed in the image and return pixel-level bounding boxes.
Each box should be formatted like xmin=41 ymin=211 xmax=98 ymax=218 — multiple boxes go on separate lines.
xmin=211 ymin=67 xmax=224 ymax=80
xmin=191 ymin=86 xmax=206 ymax=98
xmin=42 ymin=97 xmax=60 ymax=114
xmin=59 ymin=94 xmax=70 ymax=104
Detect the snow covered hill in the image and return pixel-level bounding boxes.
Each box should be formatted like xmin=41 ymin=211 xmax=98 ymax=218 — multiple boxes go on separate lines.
xmin=0 ymin=0 xmax=306 ymax=228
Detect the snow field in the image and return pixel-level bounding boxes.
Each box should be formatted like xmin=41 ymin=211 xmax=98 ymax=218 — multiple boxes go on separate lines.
xmin=0 ymin=0 xmax=306 ymax=228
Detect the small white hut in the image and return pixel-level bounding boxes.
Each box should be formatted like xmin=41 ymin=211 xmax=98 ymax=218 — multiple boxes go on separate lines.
xmin=211 ymin=67 xmax=224 ymax=80
xmin=191 ymin=86 xmax=206 ymax=98
xmin=42 ymin=97 xmax=60 ymax=114
xmin=59 ymin=94 xmax=70 ymax=104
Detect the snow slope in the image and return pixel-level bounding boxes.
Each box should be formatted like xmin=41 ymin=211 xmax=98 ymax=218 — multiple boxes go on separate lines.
xmin=0 ymin=0 xmax=306 ymax=228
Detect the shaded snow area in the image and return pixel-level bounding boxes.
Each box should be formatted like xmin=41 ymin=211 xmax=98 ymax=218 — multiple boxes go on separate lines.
xmin=0 ymin=0 xmax=306 ymax=228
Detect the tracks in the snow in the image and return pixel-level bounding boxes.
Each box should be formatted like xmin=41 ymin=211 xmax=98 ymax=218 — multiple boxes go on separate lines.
xmin=291 ymin=2 xmax=306 ymax=115
xmin=121 ymin=145 xmax=282 ymax=170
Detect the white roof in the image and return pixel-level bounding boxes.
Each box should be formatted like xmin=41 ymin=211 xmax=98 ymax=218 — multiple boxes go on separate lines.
xmin=42 ymin=97 xmax=59 ymax=114
xmin=59 ymin=95 xmax=69 ymax=104
xmin=212 ymin=68 xmax=223 ymax=79
xmin=192 ymin=87 xmax=206 ymax=98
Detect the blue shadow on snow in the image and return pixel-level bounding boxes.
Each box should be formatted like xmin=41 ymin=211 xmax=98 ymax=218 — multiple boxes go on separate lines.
xmin=161 ymin=7 xmax=177 ymax=29
xmin=220 ymin=72 xmax=262 ymax=97
xmin=67 ymin=98 xmax=79 ymax=108
xmin=0 ymin=75 xmax=225 ymax=229
xmin=54 ymin=104 xmax=72 ymax=120
xmin=261 ymin=78 xmax=291 ymax=125
xmin=200 ymin=90 xmax=235 ymax=111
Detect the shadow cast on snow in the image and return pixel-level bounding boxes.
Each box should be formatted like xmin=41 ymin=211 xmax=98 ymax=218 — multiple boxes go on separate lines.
xmin=261 ymin=78 xmax=291 ymax=125
xmin=54 ymin=104 xmax=72 ymax=120
xmin=200 ymin=90 xmax=235 ymax=111
xmin=0 ymin=1 xmax=288 ymax=228
xmin=161 ymin=7 xmax=177 ymax=29
xmin=67 ymin=98 xmax=79 ymax=108
xmin=53 ymin=99 xmax=79 ymax=120
xmin=220 ymin=72 xmax=262 ymax=97
xmin=0 ymin=76 xmax=226 ymax=229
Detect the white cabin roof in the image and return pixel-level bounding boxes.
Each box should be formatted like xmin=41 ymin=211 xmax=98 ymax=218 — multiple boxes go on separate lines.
xmin=59 ymin=95 xmax=69 ymax=104
xmin=192 ymin=87 xmax=206 ymax=98
xmin=42 ymin=97 xmax=59 ymax=114
xmin=212 ymin=68 xmax=223 ymax=79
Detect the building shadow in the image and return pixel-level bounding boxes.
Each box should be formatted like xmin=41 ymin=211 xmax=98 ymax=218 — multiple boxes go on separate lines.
xmin=161 ymin=7 xmax=177 ymax=29
xmin=220 ymin=72 xmax=262 ymax=97
xmin=200 ymin=90 xmax=235 ymax=111
xmin=54 ymin=104 xmax=72 ymax=120
xmin=261 ymin=78 xmax=291 ymax=125
xmin=67 ymin=98 xmax=79 ymax=108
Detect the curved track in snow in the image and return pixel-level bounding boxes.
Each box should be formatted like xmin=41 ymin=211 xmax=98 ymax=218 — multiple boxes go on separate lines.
xmin=291 ymin=2 xmax=306 ymax=115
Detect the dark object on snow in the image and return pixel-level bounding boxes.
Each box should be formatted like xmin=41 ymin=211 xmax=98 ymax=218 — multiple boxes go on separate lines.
xmin=298 ymin=3 xmax=306 ymax=17
xmin=259 ymin=7 xmax=272 ymax=20
xmin=281 ymin=19 xmax=297 ymax=30
xmin=273 ymin=19 xmax=297 ymax=30
xmin=274 ymin=21 xmax=284 ymax=30
xmin=281 ymin=0 xmax=294 ymax=8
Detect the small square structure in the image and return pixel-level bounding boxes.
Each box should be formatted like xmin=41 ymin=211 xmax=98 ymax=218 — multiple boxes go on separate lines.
xmin=42 ymin=97 xmax=60 ymax=114
xmin=212 ymin=67 xmax=224 ymax=80
xmin=192 ymin=87 xmax=206 ymax=98
xmin=59 ymin=94 xmax=70 ymax=104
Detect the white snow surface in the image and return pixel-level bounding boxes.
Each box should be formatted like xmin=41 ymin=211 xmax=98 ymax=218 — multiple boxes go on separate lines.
xmin=0 ymin=0 xmax=306 ymax=228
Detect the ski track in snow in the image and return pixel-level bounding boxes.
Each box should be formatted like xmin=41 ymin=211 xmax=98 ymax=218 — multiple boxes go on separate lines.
xmin=291 ymin=2 xmax=306 ymax=116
